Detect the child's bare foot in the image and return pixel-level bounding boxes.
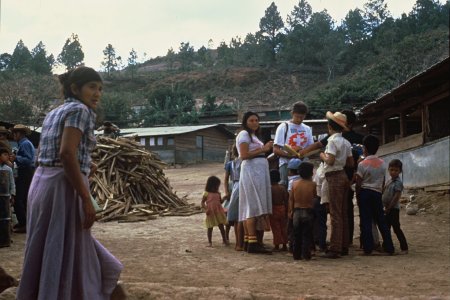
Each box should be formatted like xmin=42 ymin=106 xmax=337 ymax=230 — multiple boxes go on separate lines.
xmin=207 ymin=243 xmax=213 ymax=247
xmin=223 ymin=240 xmax=230 ymax=246
xmin=272 ymin=245 xmax=280 ymax=252
xmin=235 ymin=246 xmax=244 ymax=251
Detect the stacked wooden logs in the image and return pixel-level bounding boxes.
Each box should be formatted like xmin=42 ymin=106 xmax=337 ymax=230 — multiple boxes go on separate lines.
xmin=90 ymin=136 xmax=201 ymax=222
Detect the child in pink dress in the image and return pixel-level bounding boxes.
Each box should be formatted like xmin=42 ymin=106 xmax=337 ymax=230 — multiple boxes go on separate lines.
xmin=201 ymin=176 xmax=229 ymax=247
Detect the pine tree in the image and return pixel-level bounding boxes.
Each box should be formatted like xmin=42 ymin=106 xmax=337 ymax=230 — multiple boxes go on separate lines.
xmin=9 ymin=40 xmax=32 ymax=71
xmin=259 ymin=2 xmax=284 ymax=63
xmin=58 ymin=33 xmax=84 ymax=70
xmin=101 ymin=43 xmax=118 ymax=78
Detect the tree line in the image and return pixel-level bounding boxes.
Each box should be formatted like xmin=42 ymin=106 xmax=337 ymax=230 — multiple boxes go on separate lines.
xmin=1 ymin=0 xmax=447 ymax=77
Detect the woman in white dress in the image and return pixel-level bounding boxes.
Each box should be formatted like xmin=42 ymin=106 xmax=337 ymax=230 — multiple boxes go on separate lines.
xmin=236 ymin=112 xmax=273 ymax=254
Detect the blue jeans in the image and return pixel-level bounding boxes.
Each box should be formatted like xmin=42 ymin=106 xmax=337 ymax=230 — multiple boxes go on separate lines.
xmin=279 ymin=164 xmax=288 ymax=187
xmin=359 ymin=188 xmax=395 ymax=254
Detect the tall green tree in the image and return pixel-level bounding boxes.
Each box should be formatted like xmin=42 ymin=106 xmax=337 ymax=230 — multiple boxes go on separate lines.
xmin=58 ymin=33 xmax=84 ymax=70
xmin=197 ymin=45 xmax=208 ymax=66
xmin=101 ymin=44 xmax=119 ymax=78
xmin=127 ymin=48 xmax=138 ymax=80
xmin=166 ymin=47 xmax=176 ymax=70
xmin=217 ymin=41 xmax=233 ymax=66
xmin=178 ymin=42 xmax=195 ymax=71
xmin=280 ymin=0 xmax=313 ymax=66
xmin=341 ymin=9 xmax=368 ymax=44
xmin=259 ymin=2 xmax=284 ymax=63
xmin=363 ymin=0 xmax=391 ymax=34
xmin=305 ymin=10 xmax=335 ymax=65
xmin=409 ymin=0 xmax=442 ymax=32
xmin=241 ymin=33 xmax=265 ymax=66
xmin=9 ymin=40 xmax=32 ymax=71
xmin=30 ymin=41 xmax=54 ymax=74
xmin=286 ymin=0 xmax=312 ymax=31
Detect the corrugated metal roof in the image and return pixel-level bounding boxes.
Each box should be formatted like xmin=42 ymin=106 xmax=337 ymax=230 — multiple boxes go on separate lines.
xmin=120 ymin=124 xmax=220 ymax=137
xmin=222 ymin=119 xmax=328 ymax=126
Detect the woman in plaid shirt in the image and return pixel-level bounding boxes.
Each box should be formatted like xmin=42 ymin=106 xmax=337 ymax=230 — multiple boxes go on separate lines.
xmin=17 ymin=67 xmax=125 ymax=300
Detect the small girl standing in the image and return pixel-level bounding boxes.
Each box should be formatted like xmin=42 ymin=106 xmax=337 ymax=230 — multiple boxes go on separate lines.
xmin=201 ymin=176 xmax=229 ymax=247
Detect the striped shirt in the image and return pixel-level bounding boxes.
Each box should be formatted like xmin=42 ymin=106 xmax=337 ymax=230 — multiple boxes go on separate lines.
xmin=38 ymin=98 xmax=96 ymax=175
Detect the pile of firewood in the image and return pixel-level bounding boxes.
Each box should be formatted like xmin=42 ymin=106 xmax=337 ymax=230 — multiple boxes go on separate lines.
xmin=90 ymin=136 xmax=201 ymax=222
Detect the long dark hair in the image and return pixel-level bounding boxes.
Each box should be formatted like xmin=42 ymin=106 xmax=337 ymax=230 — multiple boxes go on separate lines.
xmin=241 ymin=111 xmax=260 ymax=142
xmin=58 ymin=66 xmax=103 ymax=99
xmin=205 ymin=175 xmax=221 ymax=193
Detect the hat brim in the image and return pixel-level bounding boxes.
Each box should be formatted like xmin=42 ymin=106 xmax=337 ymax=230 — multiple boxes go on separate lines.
xmin=11 ymin=128 xmax=31 ymax=135
xmin=326 ymin=111 xmax=349 ymax=131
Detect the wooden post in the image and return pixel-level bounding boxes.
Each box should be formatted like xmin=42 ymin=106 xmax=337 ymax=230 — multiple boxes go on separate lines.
xmin=382 ymin=119 xmax=386 ymax=145
xmin=421 ymin=104 xmax=428 ymax=143
xmin=400 ymin=112 xmax=406 ymax=138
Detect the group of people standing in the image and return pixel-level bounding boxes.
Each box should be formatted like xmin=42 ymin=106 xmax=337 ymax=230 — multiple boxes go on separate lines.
xmin=202 ymin=101 xmax=408 ymax=260
xmin=0 ymin=123 xmax=35 ymax=249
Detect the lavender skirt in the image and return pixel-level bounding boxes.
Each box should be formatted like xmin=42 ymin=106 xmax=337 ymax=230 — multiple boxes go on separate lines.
xmin=16 ymin=167 xmax=123 ymax=300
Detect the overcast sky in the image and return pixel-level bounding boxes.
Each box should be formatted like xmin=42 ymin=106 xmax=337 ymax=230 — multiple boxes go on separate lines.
xmin=0 ymin=0 xmax=442 ymax=73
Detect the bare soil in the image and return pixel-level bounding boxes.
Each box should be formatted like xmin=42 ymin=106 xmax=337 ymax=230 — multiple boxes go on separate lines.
xmin=1 ymin=162 xmax=449 ymax=299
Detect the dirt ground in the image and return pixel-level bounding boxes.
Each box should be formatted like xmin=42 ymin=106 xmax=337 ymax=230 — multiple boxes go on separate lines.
xmin=1 ymin=162 xmax=449 ymax=299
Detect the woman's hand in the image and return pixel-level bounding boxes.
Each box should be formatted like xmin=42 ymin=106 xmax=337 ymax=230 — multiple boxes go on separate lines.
xmin=262 ymin=140 xmax=274 ymax=153
xmin=82 ymin=197 xmax=96 ymax=229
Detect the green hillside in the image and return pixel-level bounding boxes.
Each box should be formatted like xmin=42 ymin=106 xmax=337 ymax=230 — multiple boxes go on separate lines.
xmin=1 ymin=0 xmax=448 ymax=127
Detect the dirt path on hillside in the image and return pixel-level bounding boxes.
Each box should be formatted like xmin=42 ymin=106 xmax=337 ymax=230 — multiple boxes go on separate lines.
xmin=1 ymin=162 xmax=449 ymax=299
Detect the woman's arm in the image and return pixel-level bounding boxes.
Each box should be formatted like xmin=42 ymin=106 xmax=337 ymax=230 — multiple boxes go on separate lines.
xmin=60 ymin=127 xmax=96 ymax=229
xmin=273 ymin=144 xmax=295 ymax=158
xmin=224 ymin=169 xmax=231 ymax=198
xmin=239 ymin=140 xmax=273 ymax=160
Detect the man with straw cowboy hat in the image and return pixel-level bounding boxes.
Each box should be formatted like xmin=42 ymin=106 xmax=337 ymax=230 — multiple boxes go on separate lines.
xmin=10 ymin=124 xmax=35 ymax=233
xmin=318 ymin=111 xmax=354 ymax=258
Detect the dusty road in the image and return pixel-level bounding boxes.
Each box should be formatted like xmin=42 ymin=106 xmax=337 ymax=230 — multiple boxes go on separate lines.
xmin=1 ymin=162 xmax=449 ymax=299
